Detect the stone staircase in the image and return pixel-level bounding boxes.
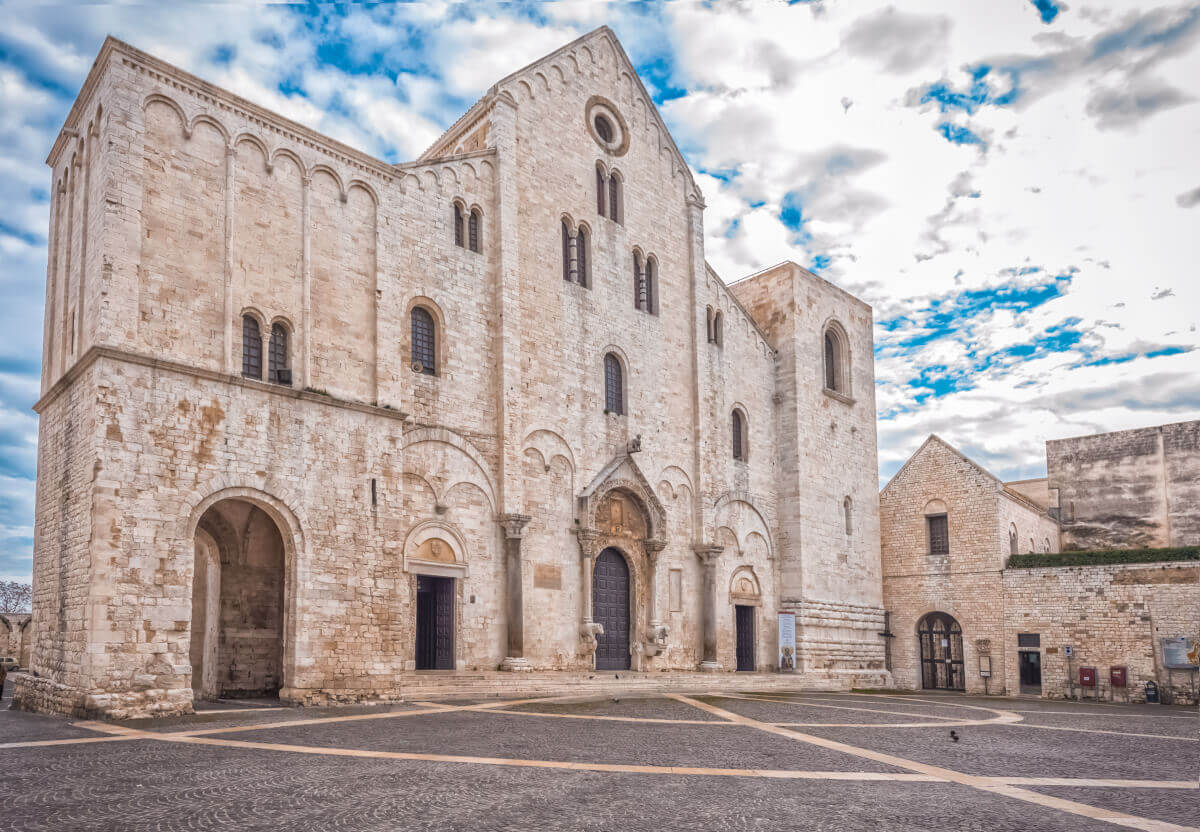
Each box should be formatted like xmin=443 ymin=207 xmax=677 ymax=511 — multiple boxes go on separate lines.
xmin=289 ymin=669 xmax=888 ymax=706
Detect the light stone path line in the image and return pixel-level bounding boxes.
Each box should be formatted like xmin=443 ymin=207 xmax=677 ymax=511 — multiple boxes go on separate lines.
xmin=671 ymin=694 xmax=1198 ymax=832
xmin=0 ymin=734 xmax=143 ymax=750
xmin=160 ymin=695 xmax=566 ymax=737
xmin=716 ymin=692 xmax=966 ymax=722
xmin=998 ymin=721 xmax=1198 ymax=742
xmin=993 ymin=777 xmax=1197 ymax=790
xmin=1007 ymin=709 xmax=1199 ymax=721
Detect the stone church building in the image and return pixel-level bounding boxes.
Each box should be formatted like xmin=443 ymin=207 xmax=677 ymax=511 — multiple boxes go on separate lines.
xmin=17 ymin=28 xmax=889 ymax=718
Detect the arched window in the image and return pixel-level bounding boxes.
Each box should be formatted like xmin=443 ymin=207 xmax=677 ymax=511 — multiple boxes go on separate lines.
xmin=713 ymin=311 xmax=723 ymax=346
xmin=468 ymin=208 xmax=481 ymax=253
xmin=596 ymin=164 xmax=607 ymax=216
xmin=1008 ymin=525 xmax=1018 ymax=555
xmin=844 ymin=496 xmax=853 ymax=535
xmin=1029 ymin=538 xmax=1035 ymax=554
xmin=1043 ymin=538 xmax=1051 ymax=553
xmin=576 ymin=225 xmax=590 ymax=288
xmin=823 ymin=323 xmax=850 ymax=394
xmin=241 ymin=314 xmax=262 ymax=379
xmin=608 ymin=170 xmax=622 ymax=223
xmin=732 ymin=409 xmax=746 ymax=461
xmin=268 ymin=322 xmax=289 ymax=384
xmin=604 ymin=353 xmax=623 ymax=415
xmin=410 ymin=306 xmax=436 ymax=376
xmin=453 ymin=203 xmax=464 ymax=248
xmin=706 ymin=307 xmax=714 ymax=342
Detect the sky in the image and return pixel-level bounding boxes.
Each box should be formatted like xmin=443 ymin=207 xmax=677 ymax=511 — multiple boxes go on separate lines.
xmin=1 ymin=1 xmax=1198 ymax=580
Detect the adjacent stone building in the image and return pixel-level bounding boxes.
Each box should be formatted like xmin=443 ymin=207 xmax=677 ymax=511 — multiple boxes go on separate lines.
xmin=17 ymin=28 xmax=889 ymax=719
xmin=882 ymin=424 xmax=1199 ymax=703
xmin=1 ymin=614 xmax=32 ymax=668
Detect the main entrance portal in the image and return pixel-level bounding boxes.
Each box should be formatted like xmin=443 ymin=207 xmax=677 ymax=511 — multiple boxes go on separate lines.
xmin=416 ymin=575 xmax=455 ymax=670
xmin=593 ymin=548 xmax=630 ymax=670
xmin=918 ymin=612 xmax=964 ymax=690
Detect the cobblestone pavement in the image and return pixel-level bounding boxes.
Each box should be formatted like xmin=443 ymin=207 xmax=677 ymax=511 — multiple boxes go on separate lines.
xmin=0 ymin=684 xmax=1195 ymax=832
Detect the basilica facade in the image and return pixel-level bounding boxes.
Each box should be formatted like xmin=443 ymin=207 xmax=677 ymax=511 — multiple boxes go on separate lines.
xmin=17 ymin=28 xmax=888 ymax=718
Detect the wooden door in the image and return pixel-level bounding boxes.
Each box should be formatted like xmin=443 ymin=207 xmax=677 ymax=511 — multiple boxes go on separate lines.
xmin=735 ymin=605 xmax=755 ymax=671
xmin=593 ymin=549 xmax=630 ymax=670
xmin=416 ymin=575 xmax=455 ymax=670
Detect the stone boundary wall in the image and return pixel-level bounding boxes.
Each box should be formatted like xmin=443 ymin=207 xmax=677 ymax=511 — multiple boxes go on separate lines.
xmin=1002 ymin=561 xmax=1198 ymax=703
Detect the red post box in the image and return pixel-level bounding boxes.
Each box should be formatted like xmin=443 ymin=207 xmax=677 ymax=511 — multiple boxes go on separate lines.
xmin=1080 ymin=666 xmax=1097 ymax=687
xmin=1110 ymin=666 xmax=1127 ymax=688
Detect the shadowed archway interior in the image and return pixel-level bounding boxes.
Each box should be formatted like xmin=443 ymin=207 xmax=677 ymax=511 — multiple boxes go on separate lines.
xmin=191 ymin=499 xmax=285 ymax=699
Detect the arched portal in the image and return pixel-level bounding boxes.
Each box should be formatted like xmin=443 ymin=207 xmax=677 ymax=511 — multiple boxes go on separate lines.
xmin=191 ymin=498 xmax=286 ymax=699
xmin=917 ymin=612 xmax=964 ymax=691
xmin=593 ymin=548 xmax=631 ymax=670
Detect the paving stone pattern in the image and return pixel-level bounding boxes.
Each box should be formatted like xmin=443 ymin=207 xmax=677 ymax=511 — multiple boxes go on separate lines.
xmin=2 ymin=691 xmax=1196 ymax=831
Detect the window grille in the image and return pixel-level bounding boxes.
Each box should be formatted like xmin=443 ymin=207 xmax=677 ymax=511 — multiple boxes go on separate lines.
xmin=927 ymin=514 xmax=949 ymax=555
xmin=411 ymin=307 xmax=436 ymax=376
xmin=604 ymin=353 xmax=623 ymax=415
xmin=242 ymin=315 xmax=262 ymax=379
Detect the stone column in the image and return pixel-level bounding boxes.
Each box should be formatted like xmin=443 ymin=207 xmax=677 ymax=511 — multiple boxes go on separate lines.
xmin=644 ymin=538 xmax=668 ymax=657
xmin=499 ymin=513 xmax=531 ymax=672
xmin=575 ymin=528 xmax=603 ymax=659
xmin=694 ymin=544 xmax=723 ymax=671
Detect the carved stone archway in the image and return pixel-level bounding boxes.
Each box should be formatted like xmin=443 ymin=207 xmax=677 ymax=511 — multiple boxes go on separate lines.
xmin=574 ymin=451 xmax=669 ymax=670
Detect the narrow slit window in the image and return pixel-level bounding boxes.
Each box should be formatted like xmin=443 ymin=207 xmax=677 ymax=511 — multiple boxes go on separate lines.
xmin=732 ymin=410 xmax=745 ymax=460
xmin=468 ymin=209 xmax=481 ymax=253
xmin=242 ymin=315 xmax=262 ymax=379
xmin=453 ymin=203 xmax=464 ymax=248
xmin=596 ymin=166 xmax=606 ymax=216
xmin=268 ymin=323 xmax=289 ymax=384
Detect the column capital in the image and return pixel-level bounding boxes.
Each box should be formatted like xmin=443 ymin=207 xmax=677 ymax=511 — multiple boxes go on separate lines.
xmin=643 ymin=538 xmax=667 ymax=559
xmin=692 ymin=543 xmax=723 ymax=567
xmin=500 ymin=513 xmax=531 ymax=539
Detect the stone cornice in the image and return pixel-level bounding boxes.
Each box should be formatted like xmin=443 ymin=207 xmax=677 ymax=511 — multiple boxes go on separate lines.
xmin=34 ymin=345 xmax=410 ymax=424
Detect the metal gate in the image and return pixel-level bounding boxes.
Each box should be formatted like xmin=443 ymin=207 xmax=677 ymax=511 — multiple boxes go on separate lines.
xmin=416 ymin=575 xmax=455 ymax=670
xmin=735 ymin=605 xmax=755 ymax=671
xmin=918 ymin=612 xmax=964 ymax=690
xmin=593 ymin=548 xmax=630 ymax=670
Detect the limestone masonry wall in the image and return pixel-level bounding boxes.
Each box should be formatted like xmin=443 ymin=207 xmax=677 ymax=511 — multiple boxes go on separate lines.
xmin=1047 ymin=420 xmax=1200 ymax=550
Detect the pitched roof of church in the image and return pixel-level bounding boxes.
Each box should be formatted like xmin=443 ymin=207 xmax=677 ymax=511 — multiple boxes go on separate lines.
xmin=881 ymin=434 xmax=1052 ymax=516
xmin=418 ymin=26 xmax=701 ymax=202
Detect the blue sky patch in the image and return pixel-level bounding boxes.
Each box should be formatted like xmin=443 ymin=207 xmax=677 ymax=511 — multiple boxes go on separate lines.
xmin=1030 ymin=0 xmax=1061 ymax=24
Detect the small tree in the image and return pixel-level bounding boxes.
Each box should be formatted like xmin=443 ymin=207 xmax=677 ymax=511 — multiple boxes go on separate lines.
xmin=0 ymin=581 xmax=32 ymax=614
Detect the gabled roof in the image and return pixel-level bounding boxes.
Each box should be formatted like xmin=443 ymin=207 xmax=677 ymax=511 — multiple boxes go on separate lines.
xmin=419 ymin=26 xmax=701 ymax=201
xmin=880 ymin=434 xmax=1052 ymax=516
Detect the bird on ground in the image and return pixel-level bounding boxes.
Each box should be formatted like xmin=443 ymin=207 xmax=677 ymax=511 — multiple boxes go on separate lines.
xmin=949 ymin=730 xmax=960 ymax=743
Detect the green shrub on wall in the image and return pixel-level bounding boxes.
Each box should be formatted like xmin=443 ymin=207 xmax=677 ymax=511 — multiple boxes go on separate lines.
xmin=1007 ymin=546 xmax=1200 ymax=569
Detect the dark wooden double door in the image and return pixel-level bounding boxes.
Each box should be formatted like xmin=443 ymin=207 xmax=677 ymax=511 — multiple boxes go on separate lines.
xmin=593 ymin=549 xmax=630 ymax=670
xmin=416 ymin=575 xmax=455 ymax=670
xmin=735 ymin=605 xmax=756 ymax=671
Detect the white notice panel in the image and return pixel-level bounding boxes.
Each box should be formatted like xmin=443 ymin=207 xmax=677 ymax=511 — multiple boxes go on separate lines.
xmin=778 ymin=612 xmax=796 ymax=672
